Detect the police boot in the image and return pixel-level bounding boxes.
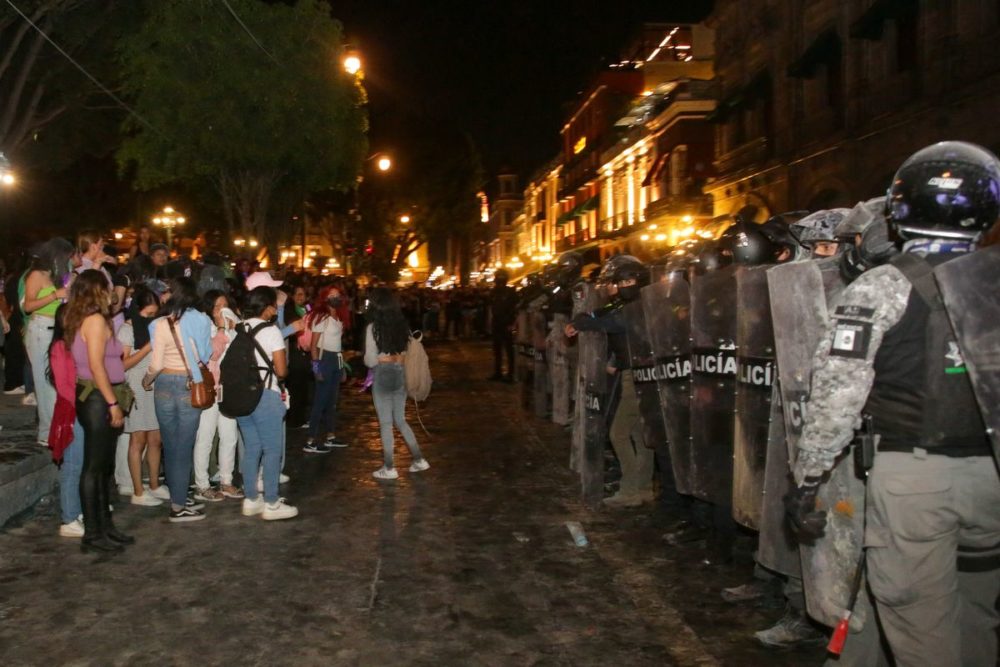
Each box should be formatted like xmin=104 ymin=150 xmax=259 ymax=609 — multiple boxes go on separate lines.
xmin=753 ymin=605 xmax=826 ymax=648
xmin=662 ymin=520 xmax=709 ymax=546
xmin=100 ymin=478 xmax=134 ymax=546
xmin=602 ymin=491 xmax=643 ymax=508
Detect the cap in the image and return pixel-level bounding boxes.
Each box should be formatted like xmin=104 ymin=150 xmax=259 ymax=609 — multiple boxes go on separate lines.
xmin=245 ymin=271 xmax=283 ymax=291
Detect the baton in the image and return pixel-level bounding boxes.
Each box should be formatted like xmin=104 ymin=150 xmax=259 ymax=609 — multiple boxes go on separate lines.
xmin=827 ymin=552 xmax=866 ymax=656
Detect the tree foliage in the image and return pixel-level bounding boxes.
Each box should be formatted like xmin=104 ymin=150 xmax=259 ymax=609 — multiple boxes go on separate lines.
xmin=116 ymin=0 xmax=368 ymax=244
xmin=0 ymin=0 xmax=135 ymax=168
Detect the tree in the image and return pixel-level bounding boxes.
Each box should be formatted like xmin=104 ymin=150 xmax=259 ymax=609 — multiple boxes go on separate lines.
xmin=116 ymin=0 xmax=367 ymax=247
xmin=0 ymin=0 xmax=136 ymax=168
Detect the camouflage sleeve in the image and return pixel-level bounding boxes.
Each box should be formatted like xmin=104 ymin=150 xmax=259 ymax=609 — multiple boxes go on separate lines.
xmin=792 ymin=264 xmax=911 ymax=484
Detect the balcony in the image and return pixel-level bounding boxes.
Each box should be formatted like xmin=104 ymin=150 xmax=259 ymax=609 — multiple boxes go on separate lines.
xmin=644 ymin=193 xmax=713 ymax=221
xmin=714 ymin=136 xmax=769 ymax=175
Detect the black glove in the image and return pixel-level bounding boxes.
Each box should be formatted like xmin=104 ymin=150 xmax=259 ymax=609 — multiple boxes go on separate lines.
xmin=784 ymin=480 xmax=827 ymax=542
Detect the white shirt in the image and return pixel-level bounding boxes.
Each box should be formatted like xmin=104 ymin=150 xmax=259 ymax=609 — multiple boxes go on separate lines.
xmin=311 ymin=315 xmax=343 ymax=353
xmin=245 ymin=318 xmax=285 ymax=392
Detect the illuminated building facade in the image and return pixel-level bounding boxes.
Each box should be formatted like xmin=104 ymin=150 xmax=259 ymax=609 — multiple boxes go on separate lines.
xmin=704 ymin=0 xmax=1000 ymax=219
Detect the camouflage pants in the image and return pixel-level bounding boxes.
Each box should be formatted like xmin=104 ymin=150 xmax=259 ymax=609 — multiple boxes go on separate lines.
xmin=866 ymin=451 xmax=1000 ymax=667
xmin=609 ymin=373 xmax=654 ymax=498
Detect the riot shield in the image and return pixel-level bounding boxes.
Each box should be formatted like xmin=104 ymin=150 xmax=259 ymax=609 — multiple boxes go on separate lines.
xmin=572 ymin=283 xmax=608 ymax=506
xmin=641 ymin=274 xmax=694 ymax=496
xmin=549 ymin=312 xmax=571 ymax=425
xmin=515 ymin=306 xmax=533 ymax=410
xmin=732 ymin=265 xmax=779 ymax=531
xmin=622 ymin=299 xmax=669 ymax=469
xmin=768 ymin=257 xmax=867 ymax=629
xmin=688 ymin=264 xmax=738 ymax=506
xmin=934 ymin=245 xmax=1000 ymax=464
xmin=530 ymin=295 xmax=550 ymax=419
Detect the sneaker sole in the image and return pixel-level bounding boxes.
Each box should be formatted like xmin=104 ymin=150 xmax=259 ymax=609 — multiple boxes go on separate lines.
xmin=169 ymin=514 xmax=206 ymax=523
xmin=324 ymin=443 xmax=348 ymax=448
xmin=242 ymin=506 xmax=265 ymax=516
xmin=302 ymin=447 xmax=331 ymax=454
xmin=59 ymin=529 xmax=84 ymax=538
xmin=262 ymin=510 xmax=299 ymax=521
xmin=194 ymin=496 xmax=226 ymax=503
xmin=131 ymin=498 xmax=163 ymax=507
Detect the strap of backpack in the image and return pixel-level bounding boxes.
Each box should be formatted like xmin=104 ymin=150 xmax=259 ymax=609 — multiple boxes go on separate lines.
xmin=248 ymin=321 xmax=283 ymax=391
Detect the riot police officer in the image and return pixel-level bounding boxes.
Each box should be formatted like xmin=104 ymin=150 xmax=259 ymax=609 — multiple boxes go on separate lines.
xmin=566 ymin=255 xmax=655 ymax=507
xmin=788 ymin=141 xmax=1000 ymax=667
xmin=489 ymin=268 xmax=518 ymax=382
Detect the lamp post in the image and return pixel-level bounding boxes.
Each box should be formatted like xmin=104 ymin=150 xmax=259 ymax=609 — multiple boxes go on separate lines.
xmin=0 ymin=152 xmax=16 ymax=186
xmin=152 ymin=205 xmax=186 ymax=250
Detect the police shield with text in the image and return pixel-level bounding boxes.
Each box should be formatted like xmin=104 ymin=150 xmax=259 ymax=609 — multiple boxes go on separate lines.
xmin=568 ymin=276 xmax=608 ymax=505
xmin=548 ymin=253 xmax=582 ymax=426
xmin=789 ymin=141 xmax=1000 ymax=667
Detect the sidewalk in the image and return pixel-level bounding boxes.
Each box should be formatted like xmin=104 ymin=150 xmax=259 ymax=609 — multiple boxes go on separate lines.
xmin=0 ymin=394 xmax=56 ymax=528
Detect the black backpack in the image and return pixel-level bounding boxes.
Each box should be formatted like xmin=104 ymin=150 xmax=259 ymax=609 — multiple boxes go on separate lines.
xmin=218 ymin=321 xmax=277 ymax=418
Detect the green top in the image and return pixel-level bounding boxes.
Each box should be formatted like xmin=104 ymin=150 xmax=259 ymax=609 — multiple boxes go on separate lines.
xmin=32 ymin=285 xmax=60 ymax=318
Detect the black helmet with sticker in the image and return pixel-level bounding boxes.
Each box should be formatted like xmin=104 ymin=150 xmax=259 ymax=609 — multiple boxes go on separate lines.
xmin=887 ymin=141 xmax=1000 ymax=241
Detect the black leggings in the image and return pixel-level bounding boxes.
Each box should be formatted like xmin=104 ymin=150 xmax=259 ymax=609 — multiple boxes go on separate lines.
xmin=76 ymin=388 xmax=121 ymax=537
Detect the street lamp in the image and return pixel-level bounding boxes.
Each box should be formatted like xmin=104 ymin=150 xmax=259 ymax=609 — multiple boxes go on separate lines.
xmin=152 ymin=205 xmax=186 ymax=249
xmin=399 ymin=215 xmax=410 ymax=224
xmin=376 ymin=156 xmax=392 ymax=172
xmin=343 ymin=54 xmax=362 ymax=76
xmin=0 ymin=152 xmax=15 ymax=186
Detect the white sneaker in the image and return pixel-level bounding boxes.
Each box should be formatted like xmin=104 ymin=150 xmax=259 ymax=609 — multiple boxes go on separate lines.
xmin=4 ymin=386 xmax=25 ymax=395
xmin=279 ymin=473 xmax=290 ymax=484
xmin=59 ymin=516 xmax=85 ymax=538
xmin=409 ymin=459 xmax=430 ymax=473
xmin=262 ymin=499 xmax=298 ymax=521
xmin=242 ymin=497 xmax=266 ymax=516
xmin=131 ymin=493 xmax=163 ymax=507
xmin=118 ymin=484 xmax=134 ymax=497
xmin=372 ymin=467 xmax=399 ymax=480
xmin=147 ymin=485 xmax=171 ymax=501
xmin=21 ymin=392 xmax=36 ymax=406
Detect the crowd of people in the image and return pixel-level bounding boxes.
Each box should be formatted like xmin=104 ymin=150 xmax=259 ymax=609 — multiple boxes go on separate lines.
xmin=0 ymin=230 xmax=430 ymax=553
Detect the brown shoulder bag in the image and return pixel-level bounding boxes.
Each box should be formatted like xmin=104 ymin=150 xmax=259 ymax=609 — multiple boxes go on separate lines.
xmin=167 ymin=317 xmax=216 ymax=409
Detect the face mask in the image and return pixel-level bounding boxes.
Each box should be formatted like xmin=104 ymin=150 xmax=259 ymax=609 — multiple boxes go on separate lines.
xmin=329 ymin=296 xmax=343 ymax=308
xmin=618 ymin=284 xmax=640 ymax=302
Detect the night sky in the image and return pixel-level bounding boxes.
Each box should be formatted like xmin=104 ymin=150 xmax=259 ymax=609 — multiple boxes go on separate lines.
xmin=331 ymin=0 xmax=713 ymax=184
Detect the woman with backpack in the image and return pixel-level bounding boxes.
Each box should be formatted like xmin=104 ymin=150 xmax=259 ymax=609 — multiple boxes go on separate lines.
xmin=232 ymin=286 xmax=297 ymax=520
xmin=303 ymin=284 xmax=350 ymax=453
xmin=143 ymin=277 xmax=213 ymax=523
xmin=365 ymin=287 xmax=429 ymax=480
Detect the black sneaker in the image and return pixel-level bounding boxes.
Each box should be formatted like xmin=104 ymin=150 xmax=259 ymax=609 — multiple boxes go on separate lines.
xmin=324 ymin=436 xmax=348 ymax=448
xmin=303 ymin=440 xmax=331 ymax=454
xmin=169 ymin=507 xmax=206 ymax=523
xmin=185 ymin=498 xmax=205 ymax=511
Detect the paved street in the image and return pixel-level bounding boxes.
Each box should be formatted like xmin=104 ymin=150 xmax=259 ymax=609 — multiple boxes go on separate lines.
xmin=0 ymin=342 xmax=822 ymax=666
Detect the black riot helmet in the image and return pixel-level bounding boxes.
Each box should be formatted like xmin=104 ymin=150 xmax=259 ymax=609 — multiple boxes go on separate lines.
xmin=719 ymin=221 xmax=778 ymax=266
xmin=759 ymin=213 xmax=807 ymax=263
xmin=555 ymin=251 xmax=583 ymax=287
xmin=611 ymin=257 xmax=649 ymax=301
xmin=887 ymin=141 xmax=1000 ymax=242
xmin=596 ymin=254 xmax=642 ymax=286
xmin=690 ymin=239 xmax=730 ymax=275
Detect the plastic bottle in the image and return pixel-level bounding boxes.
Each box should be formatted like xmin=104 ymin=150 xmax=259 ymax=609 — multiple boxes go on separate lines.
xmin=565 ymin=521 xmax=588 ymax=547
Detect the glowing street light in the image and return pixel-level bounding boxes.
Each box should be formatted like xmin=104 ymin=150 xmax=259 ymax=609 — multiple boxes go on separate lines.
xmin=152 ymin=205 xmax=186 ymax=249
xmin=399 ymin=215 xmax=411 ymax=224
xmin=343 ymin=54 xmax=362 ymax=75
xmin=0 ymin=152 xmax=15 ymax=186
xmin=376 ymin=156 xmax=392 ymax=172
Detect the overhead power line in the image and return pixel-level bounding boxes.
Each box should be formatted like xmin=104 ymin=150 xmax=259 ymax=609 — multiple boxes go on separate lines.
xmin=219 ymin=0 xmax=280 ymax=65
xmin=3 ymin=0 xmax=161 ymax=135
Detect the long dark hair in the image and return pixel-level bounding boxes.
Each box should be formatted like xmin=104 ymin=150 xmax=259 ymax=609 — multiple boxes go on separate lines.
xmin=30 ymin=237 xmax=75 ymax=287
xmin=127 ymin=284 xmax=160 ymax=349
xmin=367 ymin=287 xmax=409 ymax=355
xmin=46 ymin=303 xmax=69 ymax=386
xmin=161 ymin=277 xmax=199 ymax=320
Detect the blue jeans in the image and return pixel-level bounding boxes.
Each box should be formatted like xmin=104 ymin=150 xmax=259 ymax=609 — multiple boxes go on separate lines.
xmin=238 ymin=390 xmax=286 ymax=503
xmin=372 ymin=363 xmax=422 ymax=469
xmin=59 ymin=420 xmax=84 ymax=524
xmin=25 ymin=317 xmax=55 ymax=442
xmin=154 ymin=374 xmax=202 ymax=508
xmin=308 ymin=351 xmax=342 ymax=439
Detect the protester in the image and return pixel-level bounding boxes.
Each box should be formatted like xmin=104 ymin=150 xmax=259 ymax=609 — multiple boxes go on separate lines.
xmin=365 ymin=287 xmax=429 ymax=480
xmin=65 ymin=270 xmax=132 ymax=553
xmin=283 ymin=285 xmax=312 ymax=428
xmin=236 ymin=286 xmax=298 ymax=520
xmin=144 ymin=277 xmax=213 ymax=522
xmin=117 ymin=285 xmax=167 ymax=506
xmin=303 ymin=285 xmax=349 ymax=453
xmin=129 ymin=225 xmax=153 ymax=259
xmin=192 ymin=289 xmax=242 ymax=501
xmin=22 ymin=238 xmax=74 ymax=444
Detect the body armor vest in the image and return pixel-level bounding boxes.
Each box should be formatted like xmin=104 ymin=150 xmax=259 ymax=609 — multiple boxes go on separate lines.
xmin=866 ymin=254 xmax=991 ymax=456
